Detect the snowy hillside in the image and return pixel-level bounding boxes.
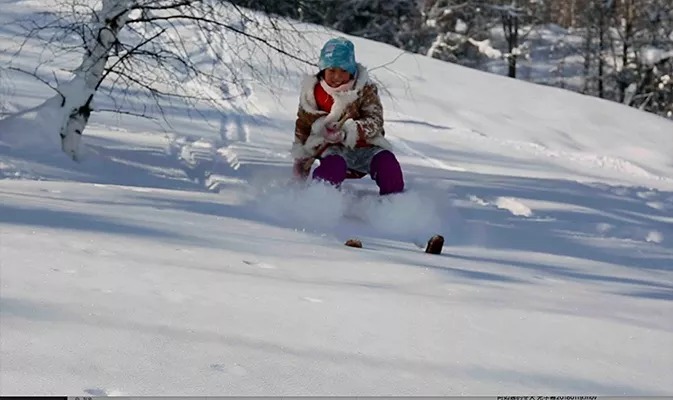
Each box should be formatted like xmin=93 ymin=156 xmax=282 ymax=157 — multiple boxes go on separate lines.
xmin=1 ymin=0 xmax=672 ymax=396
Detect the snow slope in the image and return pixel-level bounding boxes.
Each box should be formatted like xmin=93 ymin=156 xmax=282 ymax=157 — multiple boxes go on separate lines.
xmin=1 ymin=0 xmax=672 ymax=396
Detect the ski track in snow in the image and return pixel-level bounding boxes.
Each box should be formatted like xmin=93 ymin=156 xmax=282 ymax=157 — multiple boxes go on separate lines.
xmin=389 ymin=135 xmax=467 ymax=172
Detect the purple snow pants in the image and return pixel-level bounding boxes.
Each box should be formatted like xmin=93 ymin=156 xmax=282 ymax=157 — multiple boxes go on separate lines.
xmin=312 ymin=149 xmax=404 ymax=195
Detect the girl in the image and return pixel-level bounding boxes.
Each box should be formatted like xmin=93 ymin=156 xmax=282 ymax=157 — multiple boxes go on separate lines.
xmin=291 ymin=37 xmax=405 ymax=195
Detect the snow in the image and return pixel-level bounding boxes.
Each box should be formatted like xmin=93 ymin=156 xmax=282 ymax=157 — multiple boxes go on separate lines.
xmin=494 ymin=197 xmax=533 ymax=217
xmin=646 ymin=231 xmax=664 ymax=244
xmin=467 ymin=196 xmax=534 ymax=218
xmin=1 ymin=0 xmax=673 ymax=396
xmin=455 ymin=19 xmax=467 ymax=34
xmin=641 ymin=47 xmax=673 ymax=66
xmin=468 ymin=38 xmax=504 ymax=59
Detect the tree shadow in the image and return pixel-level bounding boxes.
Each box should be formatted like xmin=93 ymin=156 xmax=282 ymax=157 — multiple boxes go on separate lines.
xmin=0 ymin=202 xmax=188 ymax=241
xmin=618 ymin=289 xmax=673 ymax=302
xmin=445 ymin=253 xmax=673 ymax=291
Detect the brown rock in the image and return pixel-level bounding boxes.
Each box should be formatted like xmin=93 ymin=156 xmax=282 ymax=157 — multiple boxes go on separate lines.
xmin=425 ymin=235 xmax=444 ymax=254
xmin=345 ymin=239 xmax=363 ymax=248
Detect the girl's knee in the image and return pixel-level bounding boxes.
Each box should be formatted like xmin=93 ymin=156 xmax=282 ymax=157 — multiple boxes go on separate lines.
xmin=371 ymin=150 xmax=404 ymax=195
xmin=313 ymin=154 xmax=348 ymax=185
xmin=322 ymin=154 xmax=347 ymax=169
xmin=372 ymin=150 xmax=401 ymax=171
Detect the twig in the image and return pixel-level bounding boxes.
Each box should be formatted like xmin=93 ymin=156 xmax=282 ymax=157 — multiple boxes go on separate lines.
xmin=127 ymin=14 xmax=313 ymax=66
xmin=7 ymin=66 xmax=63 ymax=100
xmin=370 ymin=50 xmax=406 ymax=71
xmin=95 ymin=108 xmax=157 ymax=120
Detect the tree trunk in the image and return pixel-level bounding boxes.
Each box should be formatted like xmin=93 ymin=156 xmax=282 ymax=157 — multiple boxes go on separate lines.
xmin=618 ymin=0 xmax=633 ymax=102
xmin=598 ymin=9 xmax=605 ymax=98
xmin=55 ymin=0 xmax=134 ymax=160
xmin=510 ymin=16 xmax=519 ymax=79
xmin=570 ymin=0 xmax=576 ymax=28
xmin=503 ymin=11 xmax=519 ymax=79
xmin=597 ymin=0 xmax=609 ymax=99
xmin=582 ymin=1 xmax=595 ymax=95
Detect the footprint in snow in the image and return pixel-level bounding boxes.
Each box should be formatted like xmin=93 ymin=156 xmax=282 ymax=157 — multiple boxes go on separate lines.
xmin=51 ymin=268 xmax=77 ymax=274
xmin=242 ymin=260 xmax=276 ymax=269
xmin=301 ymin=296 xmax=324 ymax=303
xmin=84 ymin=388 xmax=124 ymax=396
xmin=210 ymin=363 xmax=247 ymax=376
xmin=39 ymin=188 xmax=62 ymax=194
xmin=210 ymin=363 xmax=226 ymax=372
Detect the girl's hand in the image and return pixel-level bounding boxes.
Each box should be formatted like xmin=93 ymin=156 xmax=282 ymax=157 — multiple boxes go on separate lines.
xmin=323 ymin=121 xmax=344 ymax=143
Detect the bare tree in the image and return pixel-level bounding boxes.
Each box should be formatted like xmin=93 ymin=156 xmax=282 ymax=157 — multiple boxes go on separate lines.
xmin=421 ymin=0 xmax=495 ymax=68
xmin=597 ymin=0 xmax=673 ymax=115
xmin=613 ymin=0 xmax=636 ymax=102
xmin=500 ymin=6 xmax=520 ymax=78
xmin=489 ymin=1 xmax=539 ymax=79
xmin=576 ymin=0 xmax=616 ymax=98
xmin=9 ymin=0 xmax=312 ymax=160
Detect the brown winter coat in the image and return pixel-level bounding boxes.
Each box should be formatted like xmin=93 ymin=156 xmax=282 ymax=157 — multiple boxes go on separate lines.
xmin=291 ymin=64 xmax=392 ymax=164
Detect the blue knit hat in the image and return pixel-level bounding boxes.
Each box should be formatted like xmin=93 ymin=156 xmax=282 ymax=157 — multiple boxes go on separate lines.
xmin=318 ymin=37 xmax=357 ymax=76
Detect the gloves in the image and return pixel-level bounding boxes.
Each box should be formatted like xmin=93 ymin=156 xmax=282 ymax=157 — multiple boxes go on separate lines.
xmin=341 ymin=119 xmax=360 ymax=149
xmin=323 ymin=121 xmax=344 ymax=143
xmin=323 ymin=119 xmax=360 ymax=148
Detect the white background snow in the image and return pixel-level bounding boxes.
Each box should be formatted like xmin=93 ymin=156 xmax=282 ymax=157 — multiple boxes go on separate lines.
xmin=1 ymin=0 xmax=672 ymax=396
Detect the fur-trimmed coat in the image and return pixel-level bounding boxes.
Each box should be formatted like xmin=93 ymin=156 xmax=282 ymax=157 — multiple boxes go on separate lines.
xmin=291 ymin=63 xmax=392 ymax=162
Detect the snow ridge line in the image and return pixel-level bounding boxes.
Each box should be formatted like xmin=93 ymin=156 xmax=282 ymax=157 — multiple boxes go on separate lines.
xmin=389 ymin=136 xmax=467 ymax=172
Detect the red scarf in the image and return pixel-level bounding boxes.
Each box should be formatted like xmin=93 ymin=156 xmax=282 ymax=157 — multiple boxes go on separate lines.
xmin=313 ymin=79 xmax=355 ymax=112
xmin=313 ymin=78 xmax=369 ymax=150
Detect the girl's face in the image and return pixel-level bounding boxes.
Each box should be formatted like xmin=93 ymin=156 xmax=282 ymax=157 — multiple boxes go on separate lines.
xmin=323 ymin=67 xmax=352 ymax=88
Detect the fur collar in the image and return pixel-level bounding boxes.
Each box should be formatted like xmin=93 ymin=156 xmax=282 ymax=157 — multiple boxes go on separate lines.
xmin=319 ymin=78 xmax=355 ymax=95
xmin=298 ymin=63 xmax=370 ymax=116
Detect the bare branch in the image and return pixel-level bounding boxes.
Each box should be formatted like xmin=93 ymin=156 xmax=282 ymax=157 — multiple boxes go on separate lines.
xmin=370 ymin=51 xmax=407 ymax=72
xmin=95 ymin=107 xmax=158 ymax=120
xmin=7 ymin=66 xmax=64 ymax=100
xmin=127 ymin=14 xmax=313 ymax=66
xmin=98 ymin=26 xmax=167 ymax=88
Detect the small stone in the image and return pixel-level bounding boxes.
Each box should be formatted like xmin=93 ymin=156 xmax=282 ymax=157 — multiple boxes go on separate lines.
xmin=345 ymin=239 xmax=363 ymax=248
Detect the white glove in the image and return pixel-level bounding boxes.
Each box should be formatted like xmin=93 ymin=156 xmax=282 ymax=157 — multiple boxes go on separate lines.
xmin=342 ymin=119 xmax=360 ymax=148
xmin=323 ymin=121 xmax=344 ymax=143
